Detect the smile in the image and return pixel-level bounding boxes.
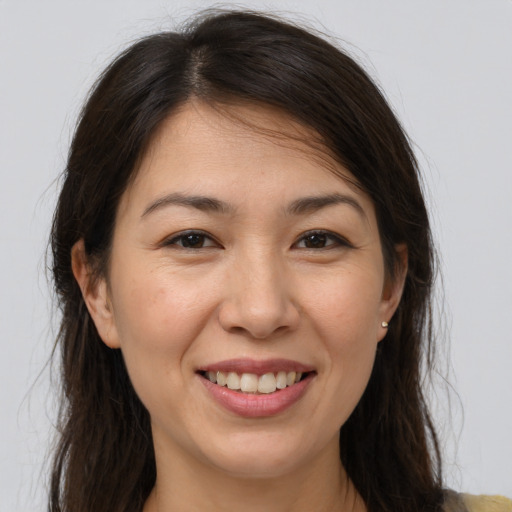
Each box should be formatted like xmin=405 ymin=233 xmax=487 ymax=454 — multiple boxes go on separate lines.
xmin=200 ymin=370 xmax=306 ymax=394
xmin=197 ymin=359 xmax=316 ymax=417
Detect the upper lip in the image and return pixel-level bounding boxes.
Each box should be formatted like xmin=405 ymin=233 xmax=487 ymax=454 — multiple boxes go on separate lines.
xmin=197 ymin=358 xmax=316 ymax=375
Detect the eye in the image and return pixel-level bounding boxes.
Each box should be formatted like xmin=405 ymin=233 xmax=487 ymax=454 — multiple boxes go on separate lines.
xmin=294 ymin=230 xmax=351 ymax=250
xmin=163 ymin=230 xmax=220 ymax=249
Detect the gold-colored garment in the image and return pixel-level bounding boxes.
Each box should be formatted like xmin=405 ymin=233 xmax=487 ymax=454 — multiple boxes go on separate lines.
xmin=461 ymin=494 xmax=512 ymax=512
xmin=443 ymin=490 xmax=512 ymax=512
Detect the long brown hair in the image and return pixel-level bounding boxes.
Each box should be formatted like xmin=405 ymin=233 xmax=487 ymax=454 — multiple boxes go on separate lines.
xmin=50 ymin=10 xmax=443 ymax=512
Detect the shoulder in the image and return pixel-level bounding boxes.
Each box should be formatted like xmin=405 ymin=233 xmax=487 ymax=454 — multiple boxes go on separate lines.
xmin=460 ymin=493 xmax=512 ymax=512
xmin=442 ymin=490 xmax=512 ymax=512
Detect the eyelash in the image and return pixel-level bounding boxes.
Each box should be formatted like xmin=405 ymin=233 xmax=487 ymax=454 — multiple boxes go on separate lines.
xmin=162 ymin=229 xmax=352 ymax=251
xmin=163 ymin=230 xmax=221 ymax=249
xmin=293 ymin=230 xmax=352 ymax=250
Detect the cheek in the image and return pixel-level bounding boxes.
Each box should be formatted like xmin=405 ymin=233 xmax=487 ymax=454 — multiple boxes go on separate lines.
xmin=109 ymin=267 xmax=216 ymax=387
xmin=307 ymin=271 xmax=381 ymax=415
xmin=308 ymin=269 xmax=383 ymax=343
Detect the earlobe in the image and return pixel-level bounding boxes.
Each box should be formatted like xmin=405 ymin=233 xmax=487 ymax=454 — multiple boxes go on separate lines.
xmin=71 ymin=240 xmax=120 ymax=349
xmin=378 ymin=243 xmax=408 ymax=340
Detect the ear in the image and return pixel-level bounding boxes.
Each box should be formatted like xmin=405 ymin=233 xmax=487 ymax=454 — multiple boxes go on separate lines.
xmin=378 ymin=243 xmax=408 ymax=341
xmin=71 ymin=240 xmax=121 ymax=349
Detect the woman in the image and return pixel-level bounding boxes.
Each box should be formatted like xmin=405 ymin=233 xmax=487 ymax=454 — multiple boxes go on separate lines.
xmin=49 ymin=10 xmax=511 ymax=512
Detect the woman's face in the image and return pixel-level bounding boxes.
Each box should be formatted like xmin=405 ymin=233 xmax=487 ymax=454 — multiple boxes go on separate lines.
xmin=79 ymin=101 xmax=404 ymax=478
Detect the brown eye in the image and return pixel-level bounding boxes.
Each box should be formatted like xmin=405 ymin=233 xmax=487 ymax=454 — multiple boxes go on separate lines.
xmin=295 ymin=231 xmax=350 ymax=250
xmin=303 ymin=233 xmax=328 ymax=248
xmin=165 ymin=231 xmax=219 ymax=249
xmin=181 ymin=233 xmax=206 ymax=248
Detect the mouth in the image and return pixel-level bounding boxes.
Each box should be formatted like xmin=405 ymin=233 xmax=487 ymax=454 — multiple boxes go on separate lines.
xmin=197 ymin=362 xmax=316 ymax=417
xmin=197 ymin=369 xmax=313 ymax=395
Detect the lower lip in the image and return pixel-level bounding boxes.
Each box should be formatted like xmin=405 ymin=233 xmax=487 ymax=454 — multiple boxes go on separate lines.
xmin=199 ymin=374 xmax=314 ymax=418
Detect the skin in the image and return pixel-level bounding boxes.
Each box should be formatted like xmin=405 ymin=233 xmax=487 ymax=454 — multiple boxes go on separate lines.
xmin=73 ymin=101 xmax=406 ymax=512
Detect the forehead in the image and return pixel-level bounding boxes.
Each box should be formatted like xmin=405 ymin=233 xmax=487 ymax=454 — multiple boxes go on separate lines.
xmin=120 ymin=100 xmax=371 ymax=215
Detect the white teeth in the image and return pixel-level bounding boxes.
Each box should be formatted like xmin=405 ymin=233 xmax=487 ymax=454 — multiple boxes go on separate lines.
xmin=276 ymin=371 xmax=287 ymax=389
xmin=205 ymin=370 xmax=307 ymax=393
xmin=240 ymin=373 xmax=259 ymax=393
xmin=216 ymin=371 xmax=227 ymax=387
xmin=258 ymin=373 xmax=277 ymax=394
xmin=226 ymin=372 xmax=241 ymax=390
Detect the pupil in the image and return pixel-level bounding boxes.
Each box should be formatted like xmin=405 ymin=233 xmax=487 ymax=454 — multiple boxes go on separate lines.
xmin=182 ymin=234 xmax=204 ymax=248
xmin=305 ymin=234 xmax=326 ymax=248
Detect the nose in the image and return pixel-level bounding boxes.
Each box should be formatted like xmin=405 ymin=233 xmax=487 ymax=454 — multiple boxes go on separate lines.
xmin=218 ymin=249 xmax=301 ymax=339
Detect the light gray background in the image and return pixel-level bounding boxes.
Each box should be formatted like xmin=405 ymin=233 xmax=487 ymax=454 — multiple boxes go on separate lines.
xmin=1 ymin=1 xmax=511 ymax=510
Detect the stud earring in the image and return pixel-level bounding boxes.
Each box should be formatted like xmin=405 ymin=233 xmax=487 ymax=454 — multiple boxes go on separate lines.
xmin=381 ymin=321 xmax=389 ymax=328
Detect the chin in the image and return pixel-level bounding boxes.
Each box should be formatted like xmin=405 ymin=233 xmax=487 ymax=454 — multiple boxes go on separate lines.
xmin=200 ymin=429 xmax=322 ymax=479
xmin=212 ymin=452 xmax=301 ymax=480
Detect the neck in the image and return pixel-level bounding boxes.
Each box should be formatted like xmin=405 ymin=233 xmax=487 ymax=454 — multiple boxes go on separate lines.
xmin=144 ymin=437 xmax=365 ymax=512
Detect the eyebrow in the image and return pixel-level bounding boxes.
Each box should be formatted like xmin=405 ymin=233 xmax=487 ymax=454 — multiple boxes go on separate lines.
xmin=141 ymin=193 xmax=234 ymax=218
xmin=141 ymin=192 xmax=366 ymax=220
xmin=286 ymin=193 xmax=366 ymax=219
